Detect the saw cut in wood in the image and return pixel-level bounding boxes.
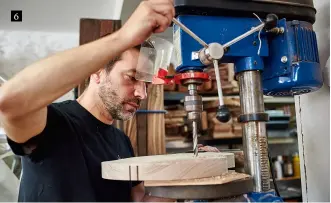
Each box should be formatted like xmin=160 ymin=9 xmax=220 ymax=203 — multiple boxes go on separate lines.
xmin=102 ymin=152 xmax=234 ymax=181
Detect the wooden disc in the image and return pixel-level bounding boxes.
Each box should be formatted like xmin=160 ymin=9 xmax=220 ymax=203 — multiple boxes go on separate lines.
xmin=102 ymin=152 xmax=234 ymax=181
xmin=144 ymin=171 xmax=251 ymax=186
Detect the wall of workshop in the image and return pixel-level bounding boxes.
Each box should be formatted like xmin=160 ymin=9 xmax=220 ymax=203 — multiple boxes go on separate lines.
xmin=0 ymin=0 xmax=124 ymax=102
xmin=294 ymin=0 xmax=330 ymax=202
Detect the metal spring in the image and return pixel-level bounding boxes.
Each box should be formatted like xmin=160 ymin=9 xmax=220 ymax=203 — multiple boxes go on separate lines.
xmin=259 ymin=135 xmax=271 ymax=191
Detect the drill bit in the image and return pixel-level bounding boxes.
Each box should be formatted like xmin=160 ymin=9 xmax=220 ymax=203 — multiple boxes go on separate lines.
xmin=192 ymin=120 xmax=198 ymax=157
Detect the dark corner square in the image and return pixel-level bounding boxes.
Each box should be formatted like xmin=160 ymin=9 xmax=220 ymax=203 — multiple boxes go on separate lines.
xmin=11 ymin=10 xmax=22 ymax=22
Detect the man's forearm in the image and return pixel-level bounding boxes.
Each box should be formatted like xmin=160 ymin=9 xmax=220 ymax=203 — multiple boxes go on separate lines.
xmin=0 ymin=31 xmax=129 ymax=119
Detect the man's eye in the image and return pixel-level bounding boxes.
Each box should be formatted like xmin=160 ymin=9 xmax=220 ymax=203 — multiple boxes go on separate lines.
xmin=126 ymin=75 xmax=136 ymax=81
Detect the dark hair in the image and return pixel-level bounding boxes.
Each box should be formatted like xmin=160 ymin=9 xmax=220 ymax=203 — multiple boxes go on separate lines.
xmin=105 ymin=40 xmax=155 ymax=74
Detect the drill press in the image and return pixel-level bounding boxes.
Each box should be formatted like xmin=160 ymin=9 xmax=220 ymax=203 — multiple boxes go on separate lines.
xmin=170 ymin=0 xmax=322 ymax=196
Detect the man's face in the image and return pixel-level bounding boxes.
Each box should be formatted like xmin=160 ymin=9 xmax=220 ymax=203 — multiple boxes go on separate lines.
xmin=98 ymin=49 xmax=148 ymax=121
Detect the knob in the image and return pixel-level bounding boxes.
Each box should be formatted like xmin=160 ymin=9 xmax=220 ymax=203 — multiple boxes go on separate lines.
xmin=264 ymin=14 xmax=278 ymax=30
xmin=216 ymin=105 xmax=231 ymax=123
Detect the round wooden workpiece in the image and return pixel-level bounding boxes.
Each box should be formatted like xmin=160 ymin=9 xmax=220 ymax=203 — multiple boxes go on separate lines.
xmin=102 ymin=152 xmax=234 ymax=181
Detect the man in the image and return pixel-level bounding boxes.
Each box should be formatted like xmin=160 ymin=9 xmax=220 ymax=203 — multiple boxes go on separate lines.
xmin=0 ymin=0 xmax=218 ymax=202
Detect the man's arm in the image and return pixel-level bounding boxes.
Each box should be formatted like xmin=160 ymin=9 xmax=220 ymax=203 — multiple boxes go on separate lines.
xmin=132 ymin=182 xmax=176 ymax=202
xmin=0 ymin=33 xmax=128 ymax=143
xmin=0 ymin=0 xmax=174 ymax=143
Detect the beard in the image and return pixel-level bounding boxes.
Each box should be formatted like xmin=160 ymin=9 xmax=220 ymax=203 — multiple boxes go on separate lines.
xmin=98 ymin=81 xmax=141 ymax=121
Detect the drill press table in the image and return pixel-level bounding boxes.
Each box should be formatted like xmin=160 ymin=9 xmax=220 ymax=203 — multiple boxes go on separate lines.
xmin=145 ymin=171 xmax=253 ymax=200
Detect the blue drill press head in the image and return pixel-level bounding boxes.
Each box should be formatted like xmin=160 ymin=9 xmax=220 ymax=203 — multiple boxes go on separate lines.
xmin=173 ymin=0 xmax=323 ymax=96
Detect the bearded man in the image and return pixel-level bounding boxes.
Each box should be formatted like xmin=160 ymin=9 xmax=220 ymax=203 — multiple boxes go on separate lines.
xmin=0 ymin=0 xmax=218 ymax=201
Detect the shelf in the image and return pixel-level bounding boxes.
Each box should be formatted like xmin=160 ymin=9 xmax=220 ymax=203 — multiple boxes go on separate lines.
xmin=165 ymin=135 xmax=297 ymax=146
xmin=263 ymin=96 xmax=295 ymax=104
xmin=276 ymin=176 xmax=301 ymax=181
xmin=268 ymin=137 xmax=297 ymax=144
xmin=164 ymin=92 xmax=295 ymax=104
xmin=165 ymin=136 xmax=186 ymax=142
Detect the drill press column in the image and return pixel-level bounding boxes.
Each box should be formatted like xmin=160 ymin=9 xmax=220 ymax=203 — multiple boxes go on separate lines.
xmin=237 ymin=70 xmax=270 ymax=192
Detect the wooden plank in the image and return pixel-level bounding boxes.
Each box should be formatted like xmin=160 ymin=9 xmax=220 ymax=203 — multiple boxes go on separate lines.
xmin=147 ymin=85 xmax=165 ymax=155
xmin=137 ymin=100 xmax=148 ymax=156
xmin=102 ymin=152 xmax=233 ymax=181
xmin=145 ymin=171 xmax=250 ymax=187
xmin=201 ymin=111 xmax=208 ymax=131
xmin=165 ymin=110 xmax=187 ymax=118
xmin=78 ymin=18 xmax=121 ymax=96
xmin=124 ymin=117 xmax=138 ymax=156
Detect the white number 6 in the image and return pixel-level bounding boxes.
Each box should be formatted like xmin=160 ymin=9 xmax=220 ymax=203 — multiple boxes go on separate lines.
xmin=14 ymin=13 xmax=19 ymax=20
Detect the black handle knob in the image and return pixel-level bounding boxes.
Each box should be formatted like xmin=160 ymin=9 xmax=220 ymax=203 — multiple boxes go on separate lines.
xmin=264 ymin=14 xmax=278 ymax=30
xmin=216 ymin=105 xmax=231 ymax=123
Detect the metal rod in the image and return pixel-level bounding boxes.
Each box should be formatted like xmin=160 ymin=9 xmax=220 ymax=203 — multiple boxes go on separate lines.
xmin=172 ymin=18 xmax=209 ymax=48
xmin=213 ymin=59 xmax=224 ymax=106
xmin=0 ymin=75 xmax=7 ymax=83
xmin=238 ymin=70 xmax=270 ymax=192
xmin=192 ymin=120 xmax=198 ymax=157
xmin=223 ymin=23 xmax=265 ymax=49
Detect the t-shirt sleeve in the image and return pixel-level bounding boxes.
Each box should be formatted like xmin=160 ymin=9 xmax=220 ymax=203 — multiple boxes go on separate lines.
xmin=6 ymin=103 xmax=66 ymax=162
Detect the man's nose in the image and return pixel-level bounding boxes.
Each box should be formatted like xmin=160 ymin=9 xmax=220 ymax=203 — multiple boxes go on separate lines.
xmin=134 ymin=81 xmax=147 ymax=100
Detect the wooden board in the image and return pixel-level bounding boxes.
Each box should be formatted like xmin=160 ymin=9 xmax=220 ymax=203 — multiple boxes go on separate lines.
xmin=144 ymin=171 xmax=250 ymax=187
xmin=78 ymin=18 xmax=121 ymax=96
xmin=147 ymin=85 xmax=165 ymax=155
xmin=102 ymin=152 xmax=234 ymax=181
xmin=137 ymin=100 xmax=148 ymax=156
xmin=123 ymin=117 xmax=138 ymax=156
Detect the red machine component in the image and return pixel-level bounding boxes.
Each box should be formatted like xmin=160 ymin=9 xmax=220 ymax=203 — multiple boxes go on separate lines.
xmin=152 ymin=68 xmax=210 ymax=85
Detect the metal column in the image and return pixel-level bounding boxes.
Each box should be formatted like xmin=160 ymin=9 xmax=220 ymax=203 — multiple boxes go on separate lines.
xmin=237 ymin=70 xmax=270 ymax=192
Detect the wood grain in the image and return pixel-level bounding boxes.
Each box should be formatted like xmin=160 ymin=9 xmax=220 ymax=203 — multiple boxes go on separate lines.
xmin=137 ymin=100 xmax=148 ymax=156
xmin=124 ymin=117 xmax=138 ymax=156
xmin=147 ymin=85 xmax=165 ymax=155
xmin=102 ymin=152 xmax=234 ymax=181
xmin=144 ymin=171 xmax=250 ymax=186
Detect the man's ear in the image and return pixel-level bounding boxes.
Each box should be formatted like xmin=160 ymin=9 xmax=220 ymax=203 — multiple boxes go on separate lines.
xmin=91 ymin=69 xmax=102 ymax=84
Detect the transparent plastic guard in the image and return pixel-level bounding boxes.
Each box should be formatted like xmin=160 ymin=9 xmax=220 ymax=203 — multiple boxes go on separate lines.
xmin=135 ymin=36 xmax=174 ymax=83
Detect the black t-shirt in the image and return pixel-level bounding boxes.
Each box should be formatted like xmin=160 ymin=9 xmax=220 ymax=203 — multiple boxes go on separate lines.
xmin=7 ymin=100 xmax=141 ymax=202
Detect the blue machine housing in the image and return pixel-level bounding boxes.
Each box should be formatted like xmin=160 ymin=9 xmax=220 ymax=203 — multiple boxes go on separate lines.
xmin=173 ymin=15 xmax=323 ymax=96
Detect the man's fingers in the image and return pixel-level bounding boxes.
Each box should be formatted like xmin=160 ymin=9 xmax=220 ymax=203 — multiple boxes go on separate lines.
xmin=149 ymin=0 xmax=175 ymax=16
xmin=148 ymin=0 xmax=174 ymax=5
xmin=148 ymin=1 xmax=175 ymax=26
xmin=153 ymin=13 xmax=170 ymax=33
xmin=151 ymin=4 xmax=174 ymax=26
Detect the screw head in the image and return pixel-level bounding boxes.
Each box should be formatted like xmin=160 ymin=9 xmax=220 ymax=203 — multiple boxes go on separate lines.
xmin=208 ymin=43 xmax=224 ymax=60
xmin=281 ymin=56 xmax=288 ymax=63
xmin=280 ymin=27 xmax=285 ymax=34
